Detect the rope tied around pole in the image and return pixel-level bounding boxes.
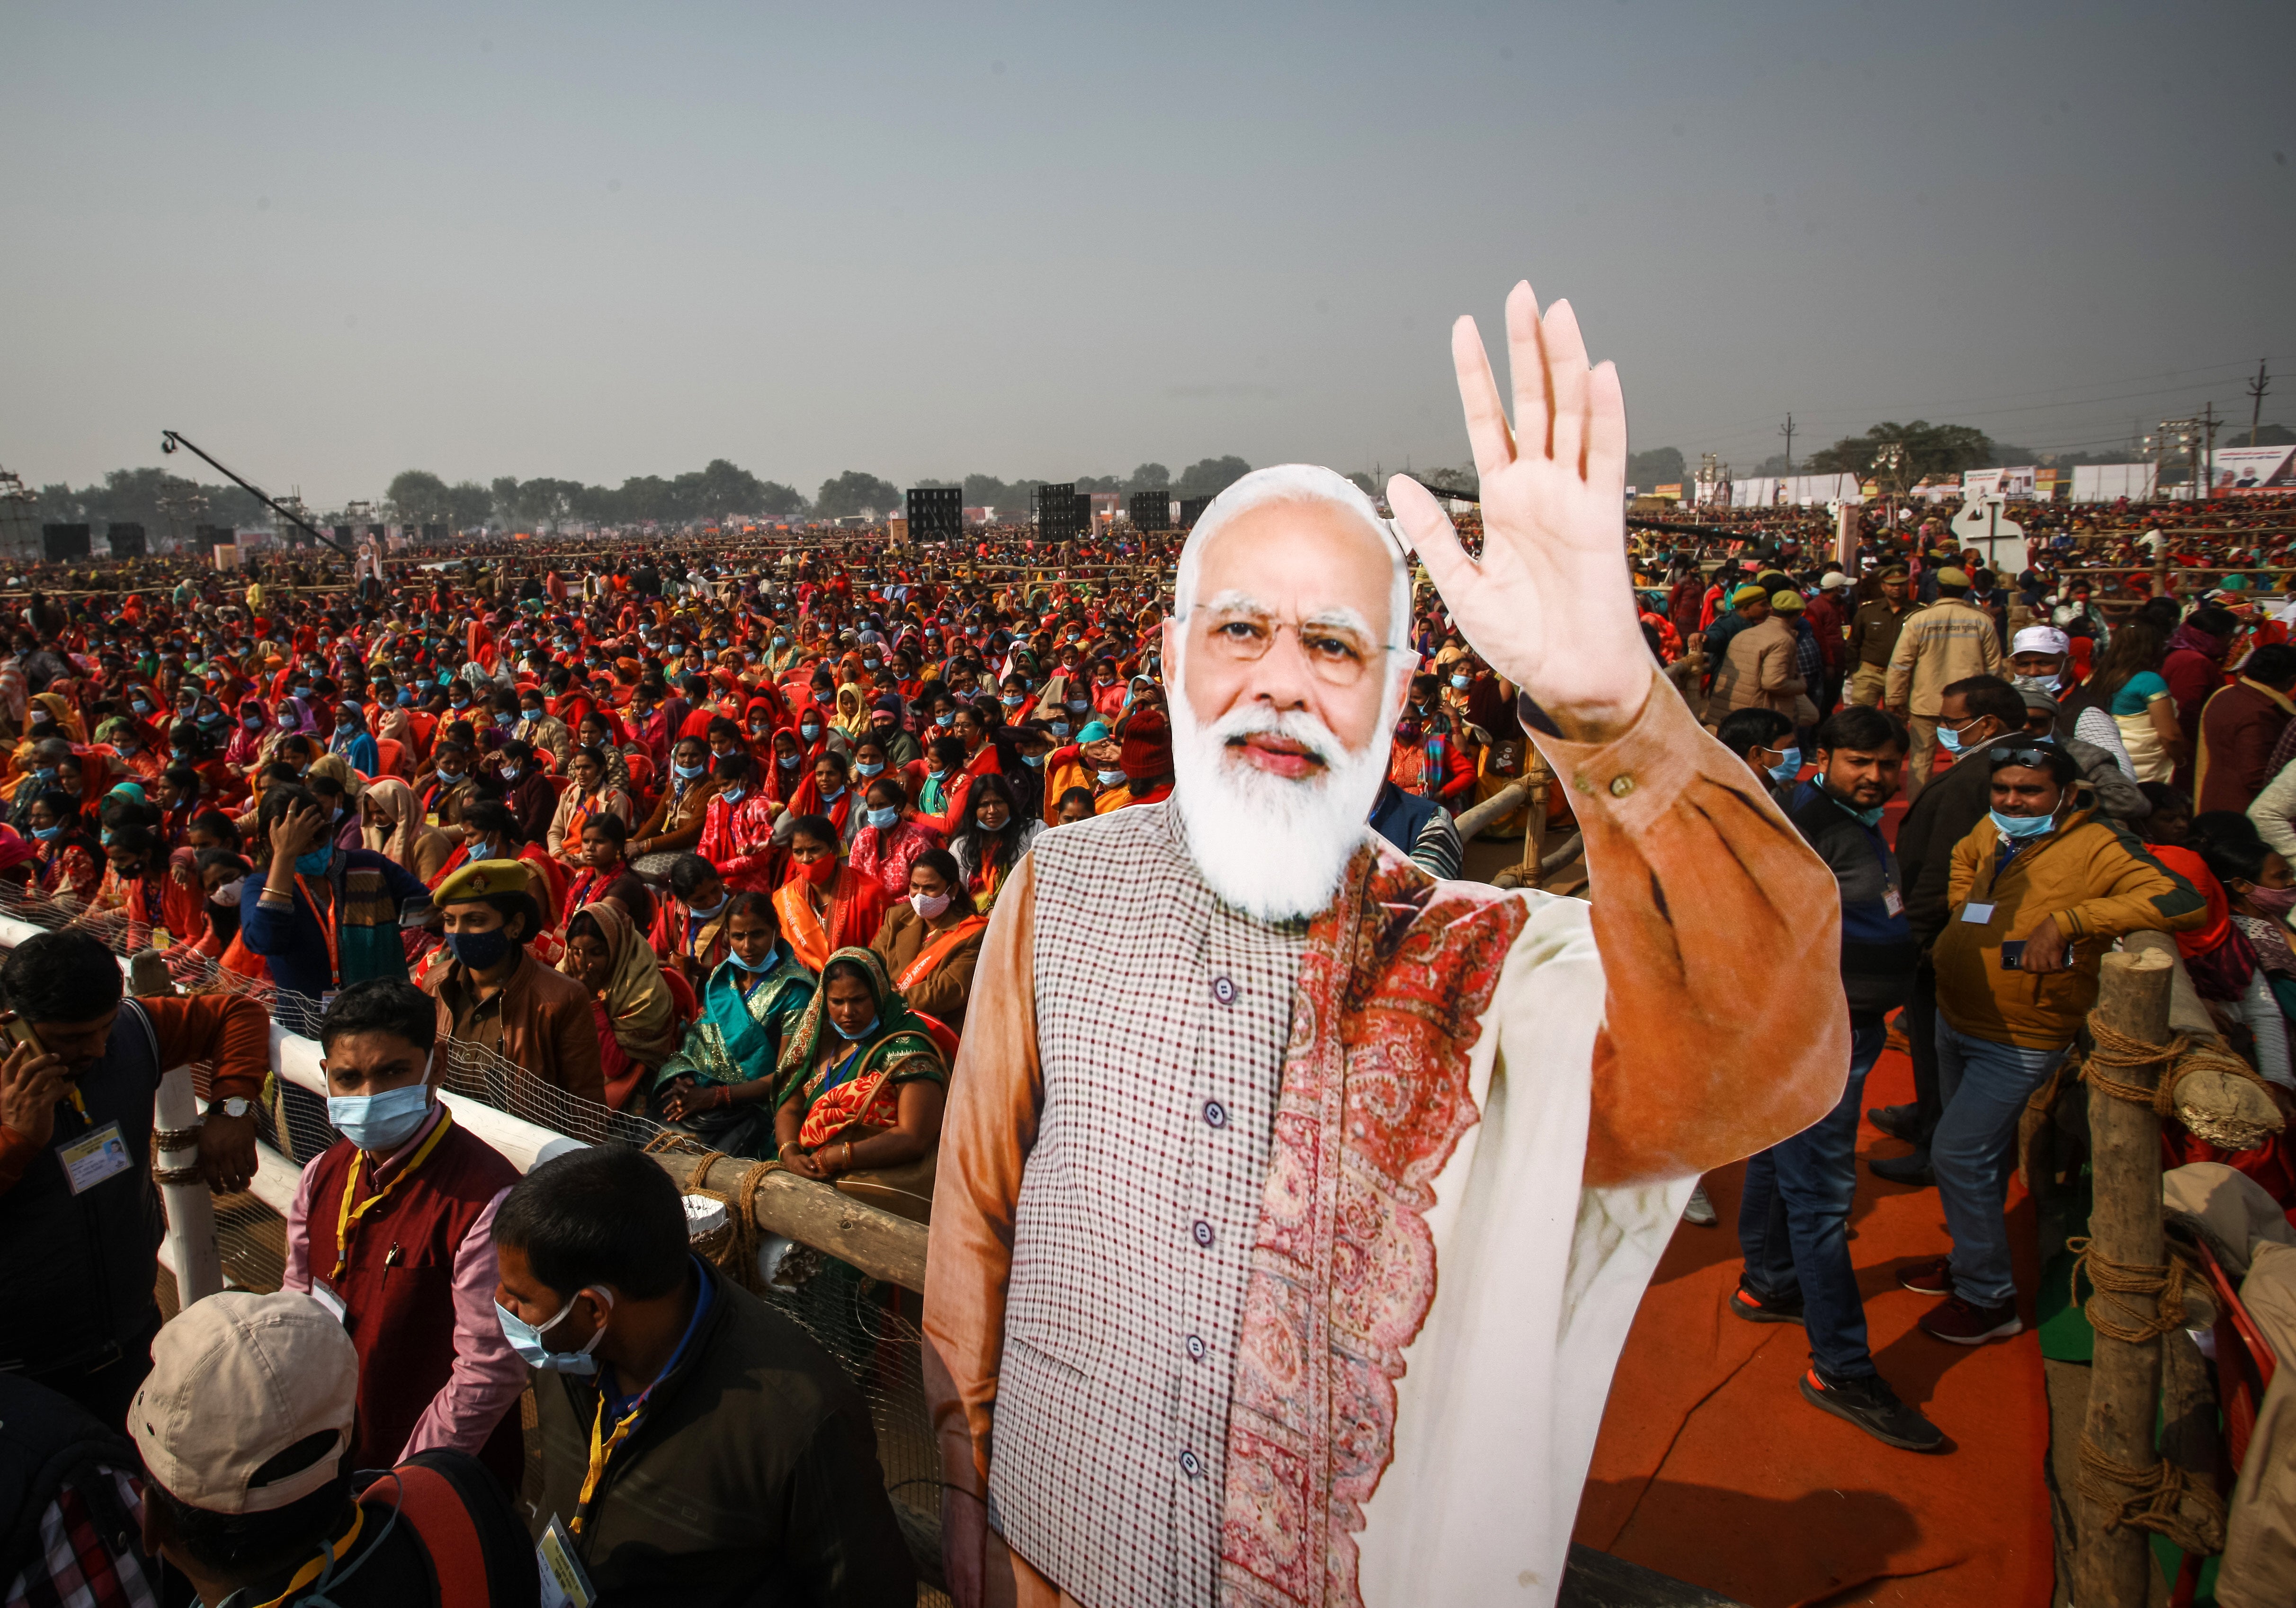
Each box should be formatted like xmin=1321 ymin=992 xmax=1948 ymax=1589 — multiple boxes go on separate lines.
xmin=2065 ymin=1235 xmax=2194 ymax=1342
xmin=2078 ymin=1017 xmax=2187 ymax=1116
xmin=2082 ymin=1009 xmax=2280 ymax=1147
xmin=2073 ymin=1435 xmax=2227 ymax=1556
xmin=643 ymin=1129 xmax=774 ymax=1293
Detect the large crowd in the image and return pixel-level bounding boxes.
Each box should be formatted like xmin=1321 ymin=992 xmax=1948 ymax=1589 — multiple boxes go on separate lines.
xmin=3 ymin=486 xmax=2293 ymax=1605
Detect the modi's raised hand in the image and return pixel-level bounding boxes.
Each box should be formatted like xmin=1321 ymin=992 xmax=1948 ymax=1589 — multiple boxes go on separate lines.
xmin=1388 ymin=280 xmax=1650 ymax=743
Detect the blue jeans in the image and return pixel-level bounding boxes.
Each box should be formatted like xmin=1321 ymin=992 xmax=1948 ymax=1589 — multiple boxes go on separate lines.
xmin=1738 ymin=1013 xmax=1887 ymax=1383
xmin=1932 ymin=1014 xmax=2066 ymax=1308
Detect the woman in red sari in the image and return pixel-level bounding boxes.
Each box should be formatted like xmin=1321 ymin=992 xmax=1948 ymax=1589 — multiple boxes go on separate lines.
xmin=696 ymin=751 xmax=782 ymax=893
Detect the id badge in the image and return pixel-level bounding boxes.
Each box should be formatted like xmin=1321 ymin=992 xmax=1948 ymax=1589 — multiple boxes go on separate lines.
xmin=1883 ymin=886 xmax=1904 ymax=917
xmin=58 ymin=1123 xmax=135 ymax=1195
xmin=537 ymin=1515 xmax=597 ymax=1608
xmin=1961 ymin=902 xmax=1995 ymax=924
xmin=309 ymin=1279 xmax=349 ymax=1324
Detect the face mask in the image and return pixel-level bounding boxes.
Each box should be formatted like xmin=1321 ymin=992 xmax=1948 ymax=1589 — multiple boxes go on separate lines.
xmin=448 ymin=924 xmax=515 ymax=970
xmin=327 ymin=1070 xmax=433 ymax=1154
xmin=726 ymin=943 xmax=777 ymax=973
xmin=242 ymin=716 xmax=265 ymax=730
xmin=500 ymin=766 xmax=520 ymax=782
xmin=1766 ymin=746 xmax=1802 ymax=782
xmin=31 ymin=824 xmax=60 ymax=842
xmin=1991 ymin=807 xmax=2058 ymax=841
xmin=720 ymin=786 xmax=746 ymax=804
xmin=1936 ymin=724 xmax=1967 ymax=755
xmin=522 ymin=707 xmax=543 ymax=721
xmin=818 ymin=784 xmax=844 ymax=803
xmin=777 ymin=753 xmax=801 ymax=770
xmin=771 ymin=636 xmax=788 ymax=649
xmin=294 ymin=844 xmax=334 ymax=876
xmin=1066 ymin=698 xmax=1090 ymax=713
xmin=293 ymin=685 xmax=313 ymax=700
xmin=495 ymin=1288 xmax=611 ymax=1375
xmin=865 ymin=805 xmax=900 ymax=831
xmin=210 ymin=878 xmax=244 ymax=906
xmin=130 ymin=698 xmax=152 ymax=715
xmin=673 ymin=760 xmax=706 ymax=781
xmin=1450 ymin=674 xmax=1470 ymax=690
xmin=279 ymin=716 xmax=300 ymax=732
xmin=863 ymin=658 xmax=880 ymax=670
xmin=1021 ymin=753 xmax=1043 ymax=768
xmin=2014 ymin=673 xmax=2064 ymax=696
xmin=435 ymin=768 xmax=466 ymax=786
xmin=170 ymin=747 xmax=189 ymax=761
xmin=1001 ymin=693 xmax=1025 ymax=708
xmin=1097 ymin=767 xmax=1127 ymax=787
xmin=800 ymin=853 xmax=838 ymax=887
xmin=199 ymin=710 xmax=227 ymax=727
xmin=2246 ymin=884 xmax=2296 ymax=917
xmin=686 ymin=893 xmax=728 ymax=920
xmin=935 ymin=712 xmax=954 ymax=728
xmin=831 ymin=1012 xmax=881 ymax=1042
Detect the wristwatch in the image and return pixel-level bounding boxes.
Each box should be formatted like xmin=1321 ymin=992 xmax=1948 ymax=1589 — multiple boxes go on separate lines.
xmin=211 ymin=1097 xmax=252 ymax=1119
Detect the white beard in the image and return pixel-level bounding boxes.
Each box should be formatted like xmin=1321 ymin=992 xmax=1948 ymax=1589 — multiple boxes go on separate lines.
xmin=1168 ymin=689 xmax=1392 ymax=924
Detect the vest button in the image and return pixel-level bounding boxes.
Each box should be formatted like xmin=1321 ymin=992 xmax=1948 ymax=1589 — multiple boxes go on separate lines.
xmin=1211 ymin=975 xmax=1237 ymax=1006
xmin=1186 ymin=1333 xmax=1206 ymax=1360
xmin=1191 ymin=1220 xmax=1215 ymax=1249
xmin=1179 ymin=1449 xmax=1204 ymax=1477
xmin=1203 ymin=1100 xmax=1228 ymax=1128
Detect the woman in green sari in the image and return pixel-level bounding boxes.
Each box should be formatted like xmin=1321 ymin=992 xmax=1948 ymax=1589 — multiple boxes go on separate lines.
xmin=773 ymin=947 xmax=947 ymax=1183
xmin=650 ymin=890 xmax=814 ymax=1157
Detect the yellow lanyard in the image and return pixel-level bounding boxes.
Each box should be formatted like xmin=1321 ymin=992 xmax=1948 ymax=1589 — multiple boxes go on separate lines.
xmin=243 ymin=1507 xmax=364 ymax=1608
xmin=329 ymin=1107 xmax=455 ymax=1284
xmin=571 ymin=1393 xmax=647 ymax=1537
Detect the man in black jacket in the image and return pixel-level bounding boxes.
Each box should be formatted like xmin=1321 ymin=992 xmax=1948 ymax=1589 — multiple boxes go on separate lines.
xmin=1733 ymin=705 xmax=1944 ymax=1451
xmin=495 ymin=1144 xmax=914 ymax=1608
xmin=1869 ymin=675 xmax=2028 ymax=1183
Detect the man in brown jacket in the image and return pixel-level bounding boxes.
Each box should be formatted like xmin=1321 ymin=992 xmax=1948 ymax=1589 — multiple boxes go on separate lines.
xmin=424 ymin=859 xmax=606 ymax=1110
xmin=1886 ymin=566 xmax=2007 ymax=800
xmin=1710 ymin=593 xmax=1806 ymax=716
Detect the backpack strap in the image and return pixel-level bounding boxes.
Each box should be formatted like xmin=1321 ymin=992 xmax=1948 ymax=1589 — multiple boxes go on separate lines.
xmin=360 ymin=1464 xmax=489 ymax=1608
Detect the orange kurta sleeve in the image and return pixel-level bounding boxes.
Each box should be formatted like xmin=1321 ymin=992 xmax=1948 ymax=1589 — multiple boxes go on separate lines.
xmin=145 ymin=992 xmax=271 ymax=1102
xmin=921 ymin=852 xmax=1043 ymax=1521
xmin=1530 ymin=671 xmax=1848 ymax=1188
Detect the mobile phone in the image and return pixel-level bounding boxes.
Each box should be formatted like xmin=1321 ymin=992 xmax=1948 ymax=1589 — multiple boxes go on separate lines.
xmin=1999 ymin=941 xmax=2028 ymax=969
xmin=0 ymin=1010 xmax=47 ymax=1057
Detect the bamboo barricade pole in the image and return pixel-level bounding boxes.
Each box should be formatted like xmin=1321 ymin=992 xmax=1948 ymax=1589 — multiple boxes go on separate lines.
xmin=1519 ymin=748 xmax=1552 ymax=890
xmin=644 ymin=1144 xmax=929 ymax=1295
xmin=2071 ymin=947 xmax=2174 ymax=1608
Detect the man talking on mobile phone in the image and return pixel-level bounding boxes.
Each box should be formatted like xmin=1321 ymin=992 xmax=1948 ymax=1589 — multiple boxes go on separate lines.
xmin=0 ymin=929 xmax=269 ymax=1433
xmin=1910 ymin=743 xmax=2204 ymax=1346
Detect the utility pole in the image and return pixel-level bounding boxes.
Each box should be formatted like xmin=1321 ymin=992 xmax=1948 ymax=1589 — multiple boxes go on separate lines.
xmin=2248 ymin=360 xmax=2271 ymax=447
xmin=2200 ymin=402 xmax=2220 ymax=500
xmin=1778 ymin=413 xmax=1795 ymax=476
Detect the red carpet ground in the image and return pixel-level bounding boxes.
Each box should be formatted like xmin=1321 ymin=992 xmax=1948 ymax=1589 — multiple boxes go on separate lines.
xmin=1572 ymin=1041 xmax=2055 ymax=1607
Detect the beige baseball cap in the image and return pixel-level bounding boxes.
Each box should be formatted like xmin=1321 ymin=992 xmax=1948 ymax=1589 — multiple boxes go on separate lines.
xmin=129 ymin=1291 xmax=357 ymax=1515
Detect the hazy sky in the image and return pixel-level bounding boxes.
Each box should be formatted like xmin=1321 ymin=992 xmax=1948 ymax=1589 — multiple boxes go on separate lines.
xmin=6 ymin=1 xmax=2291 ymax=507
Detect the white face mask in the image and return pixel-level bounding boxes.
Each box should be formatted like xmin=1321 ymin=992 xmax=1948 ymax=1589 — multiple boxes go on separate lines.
xmin=910 ymin=890 xmax=952 ymax=921
xmin=209 ymin=878 xmax=245 ymax=907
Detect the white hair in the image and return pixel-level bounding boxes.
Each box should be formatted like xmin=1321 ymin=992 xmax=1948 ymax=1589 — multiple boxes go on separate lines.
xmin=1171 ymin=464 xmax=1413 ymax=649
xmin=1163 ymin=464 xmax=1421 ymax=921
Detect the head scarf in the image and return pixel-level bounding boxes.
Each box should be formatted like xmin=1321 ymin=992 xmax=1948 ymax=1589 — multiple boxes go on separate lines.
xmin=832 ymin=682 xmax=870 ymax=737
xmin=770 ymin=945 xmax=944 ymax=1105
xmin=305 ymin=753 xmax=365 ymax=801
xmin=361 ymin=776 xmax=424 ymax=869
xmin=560 ymin=899 xmax=683 ymax=1070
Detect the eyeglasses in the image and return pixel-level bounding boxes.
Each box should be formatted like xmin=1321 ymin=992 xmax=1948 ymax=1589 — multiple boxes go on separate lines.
xmin=1191 ymin=610 xmax=1406 ymax=687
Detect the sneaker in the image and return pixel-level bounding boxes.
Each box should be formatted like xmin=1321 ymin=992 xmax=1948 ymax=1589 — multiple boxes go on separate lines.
xmin=1730 ymin=1281 xmax=1805 ymax=1325
xmin=1867 ymin=1103 xmax=1923 ymax=1144
xmin=1868 ymin=1150 xmax=1934 ymax=1187
xmin=1683 ymin=1184 xmax=1717 ymax=1227
xmin=1919 ymin=1294 xmax=2023 ymax=1345
xmin=1799 ymin=1368 xmax=1948 ymax=1452
xmin=1898 ymin=1255 xmax=1954 ymax=1296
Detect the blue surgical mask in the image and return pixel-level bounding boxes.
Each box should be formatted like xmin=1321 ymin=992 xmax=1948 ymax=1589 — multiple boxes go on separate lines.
xmin=2014 ymin=673 xmax=2063 ymax=696
xmin=935 ymin=712 xmax=954 ymax=728
xmin=1051 ymin=720 xmax=1071 ymax=738
xmin=1066 ymin=698 xmax=1090 ymax=713
xmin=777 ymin=754 xmax=800 ymax=770
xmin=294 ymin=844 xmax=334 ymax=876
xmin=130 ymin=698 xmax=152 ymax=715
xmin=1022 ymin=753 xmax=1043 ymax=768
xmin=687 ymin=894 xmax=728 ymax=920
xmin=856 ymin=760 xmax=884 ymax=778
xmin=720 ymin=786 xmax=746 ymax=804
xmin=170 ymin=746 xmax=189 ymax=761
xmin=1766 ymin=746 xmax=1802 ymax=782
xmin=800 ymin=722 xmax=822 ymax=740
xmin=1098 ymin=767 xmax=1127 ymax=786
xmin=1450 ymin=674 xmax=1470 ymax=690
xmin=32 ymin=823 xmax=61 ymax=842
xmin=327 ymin=1068 xmax=433 ymax=1153
xmin=1992 ymin=808 xmax=2058 ymax=841
xmin=673 ymin=761 xmax=706 ymax=781
xmin=242 ymin=716 xmax=264 ymax=730
xmin=1001 ymin=693 xmax=1024 ymax=708
xmin=866 ymin=805 xmax=899 ymax=830
xmin=1937 ymin=724 xmax=1966 ymax=755
xmin=771 ymin=636 xmax=788 ymax=649
xmin=1843 ymin=800 xmax=1885 ymax=827
xmin=831 ymin=1012 xmax=881 ymax=1042
xmin=726 ymin=944 xmax=777 ymax=973
xmin=494 ymin=1289 xmax=610 ymax=1375
xmin=435 ymin=768 xmax=465 ymax=785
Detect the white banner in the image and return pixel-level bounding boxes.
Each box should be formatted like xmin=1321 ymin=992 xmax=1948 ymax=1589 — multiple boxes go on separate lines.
xmin=2207 ymin=445 xmax=2296 ymax=495
xmin=2070 ymin=464 xmax=2158 ymax=503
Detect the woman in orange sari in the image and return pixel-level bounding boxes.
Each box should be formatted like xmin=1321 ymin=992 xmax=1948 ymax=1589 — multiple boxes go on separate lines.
xmin=770 ymin=946 xmax=946 ymax=1185
xmin=770 ymin=813 xmax=890 ymax=975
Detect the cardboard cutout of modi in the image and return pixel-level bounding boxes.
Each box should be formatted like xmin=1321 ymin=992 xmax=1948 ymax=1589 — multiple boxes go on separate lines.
xmin=924 ymin=281 xmax=1848 ymax=1608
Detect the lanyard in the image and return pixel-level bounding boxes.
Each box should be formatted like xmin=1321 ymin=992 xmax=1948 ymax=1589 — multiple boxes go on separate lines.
xmin=572 ymin=1394 xmax=648 ymax=1537
xmin=242 ymin=1507 xmax=365 ymax=1608
xmin=330 ymin=1107 xmax=455 ymax=1283
xmin=295 ymin=872 xmax=340 ymax=989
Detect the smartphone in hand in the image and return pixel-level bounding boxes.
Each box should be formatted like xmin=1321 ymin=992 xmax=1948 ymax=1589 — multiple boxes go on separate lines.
xmin=1999 ymin=941 xmax=2028 ymax=970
